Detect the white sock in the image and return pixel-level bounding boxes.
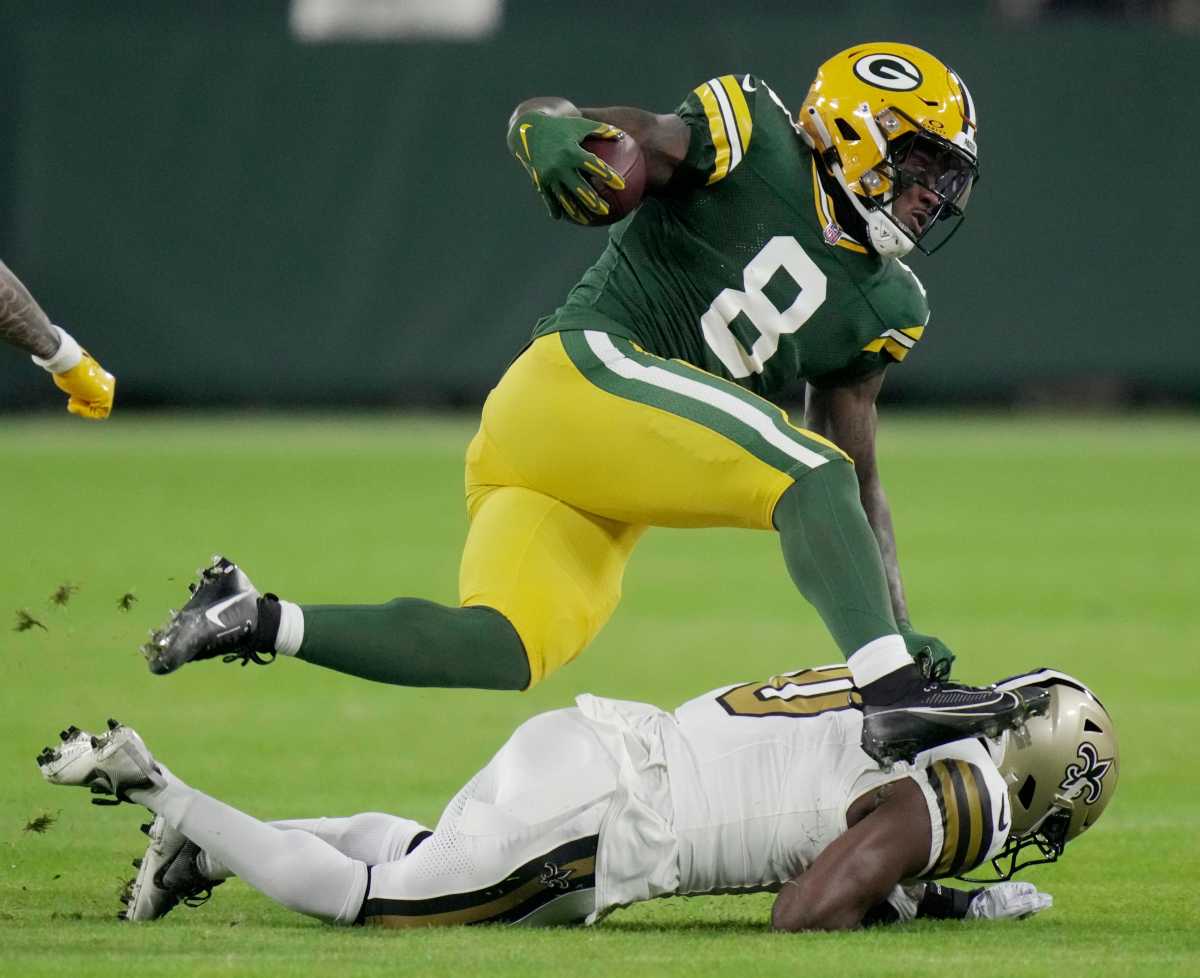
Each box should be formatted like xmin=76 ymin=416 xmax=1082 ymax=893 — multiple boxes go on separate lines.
xmin=200 ymin=813 xmax=429 ymax=881
xmin=127 ymin=777 xmax=366 ymax=923
xmin=275 ymin=600 xmax=304 ymax=656
xmin=847 ymin=634 xmax=912 ymax=688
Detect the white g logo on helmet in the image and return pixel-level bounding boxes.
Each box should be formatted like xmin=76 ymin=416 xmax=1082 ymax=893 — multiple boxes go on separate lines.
xmin=852 ymin=53 xmax=923 ymax=91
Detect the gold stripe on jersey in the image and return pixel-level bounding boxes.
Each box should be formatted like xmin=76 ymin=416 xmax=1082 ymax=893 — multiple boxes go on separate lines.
xmin=931 ymin=762 xmax=960 ymax=875
xmin=809 ymin=159 xmax=869 ymax=254
xmin=717 ymin=665 xmax=862 ymax=718
xmin=694 ymin=75 xmax=752 ymax=185
xmin=695 ymin=83 xmax=731 ymax=182
xmin=766 ymin=665 xmax=854 ymax=687
xmin=862 ymin=325 xmax=925 ymax=362
xmin=926 ymin=759 xmax=995 ymax=878
xmin=718 ymin=75 xmax=753 ymax=153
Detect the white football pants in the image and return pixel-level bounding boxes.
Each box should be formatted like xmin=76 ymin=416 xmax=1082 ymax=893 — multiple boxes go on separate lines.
xmin=128 ymin=708 xmax=618 ymax=927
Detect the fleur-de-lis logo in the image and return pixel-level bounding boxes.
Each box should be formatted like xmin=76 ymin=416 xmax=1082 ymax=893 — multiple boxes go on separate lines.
xmin=1059 ymin=742 xmax=1113 ymax=804
xmin=539 ymin=862 xmax=574 ymax=891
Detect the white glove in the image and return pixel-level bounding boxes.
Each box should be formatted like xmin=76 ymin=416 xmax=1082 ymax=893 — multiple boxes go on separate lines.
xmin=965 ymin=881 xmax=1053 ymax=920
xmin=882 ymin=883 xmax=925 ymax=922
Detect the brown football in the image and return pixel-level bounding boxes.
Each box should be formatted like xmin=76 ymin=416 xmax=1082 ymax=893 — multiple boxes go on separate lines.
xmin=581 ymin=132 xmax=647 ymax=225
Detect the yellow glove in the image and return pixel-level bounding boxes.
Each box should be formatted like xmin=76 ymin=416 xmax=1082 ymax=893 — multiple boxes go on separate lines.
xmin=53 ymin=353 xmax=116 ymax=419
xmin=31 ymin=325 xmax=116 ymax=420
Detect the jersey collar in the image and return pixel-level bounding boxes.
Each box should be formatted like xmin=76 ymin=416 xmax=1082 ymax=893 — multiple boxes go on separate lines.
xmin=810 ymin=158 xmax=869 ymax=255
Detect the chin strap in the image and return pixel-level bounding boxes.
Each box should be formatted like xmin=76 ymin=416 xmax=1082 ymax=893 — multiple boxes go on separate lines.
xmin=800 ymin=106 xmax=915 ymax=258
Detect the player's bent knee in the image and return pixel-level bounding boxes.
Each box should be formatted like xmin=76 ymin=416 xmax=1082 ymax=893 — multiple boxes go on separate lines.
xmin=456 ymin=605 xmax=532 ymax=691
xmin=771 ymin=458 xmax=858 ymax=532
xmin=502 ymin=611 xmax=593 ymax=690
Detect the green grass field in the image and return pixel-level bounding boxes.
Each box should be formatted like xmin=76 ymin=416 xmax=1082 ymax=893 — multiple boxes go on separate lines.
xmin=1 ymin=413 xmax=1197 ymax=977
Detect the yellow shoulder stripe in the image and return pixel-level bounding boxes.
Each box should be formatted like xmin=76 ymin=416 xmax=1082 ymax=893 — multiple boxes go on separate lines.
xmin=694 ymin=83 xmax=731 ymax=183
xmin=862 ymin=325 xmax=925 ymax=362
xmin=694 ymin=75 xmax=753 ymax=185
xmin=718 ymin=75 xmax=753 ymax=153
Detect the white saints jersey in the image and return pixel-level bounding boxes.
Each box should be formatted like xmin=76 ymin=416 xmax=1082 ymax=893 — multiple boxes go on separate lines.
xmin=578 ymin=664 xmax=1010 ymax=919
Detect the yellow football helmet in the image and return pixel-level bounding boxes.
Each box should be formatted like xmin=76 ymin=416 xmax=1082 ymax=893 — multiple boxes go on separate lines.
xmin=965 ymin=669 xmax=1119 ymax=881
xmin=798 ymin=42 xmax=979 ymax=257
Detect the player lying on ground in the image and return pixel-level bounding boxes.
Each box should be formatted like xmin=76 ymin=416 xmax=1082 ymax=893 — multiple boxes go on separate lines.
xmin=0 ymin=259 xmax=115 ymax=418
xmin=141 ymin=43 xmax=1025 ymax=767
xmin=38 ymin=667 xmax=1115 ymax=930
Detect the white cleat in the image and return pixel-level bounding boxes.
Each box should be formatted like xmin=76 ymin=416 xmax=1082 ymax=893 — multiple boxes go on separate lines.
xmin=122 ymin=816 xmax=185 ymax=921
xmin=120 ymin=816 xmax=222 ymax=921
xmin=35 ymin=725 xmax=98 ymax=786
xmin=37 ymin=720 xmax=164 ymax=803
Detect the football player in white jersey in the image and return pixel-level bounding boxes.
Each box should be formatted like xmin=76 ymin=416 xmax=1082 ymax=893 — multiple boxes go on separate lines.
xmin=38 ymin=667 xmax=1116 ymax=930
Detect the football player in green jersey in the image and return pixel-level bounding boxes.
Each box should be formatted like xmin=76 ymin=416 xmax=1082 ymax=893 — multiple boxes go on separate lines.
xmin=144 ymin=43 xmax=1034 ymax=766
xmin=1 ymin=258 xmax=116 ymax=418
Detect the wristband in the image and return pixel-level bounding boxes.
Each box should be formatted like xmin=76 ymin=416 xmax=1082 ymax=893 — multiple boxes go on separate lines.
xmin=30 ymin=324 xmax=83 ymax=374
xmin=916 ymin=882 xmax=977 ymax=920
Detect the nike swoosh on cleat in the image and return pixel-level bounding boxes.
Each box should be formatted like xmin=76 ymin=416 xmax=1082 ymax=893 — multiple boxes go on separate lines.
xmin=870 ymin=696 xmax=1012 ymax=720
xmin=204 ymin=591 xmax=254 ymax=628
xmin=904 ymin=704 xmax=1013 ymax=719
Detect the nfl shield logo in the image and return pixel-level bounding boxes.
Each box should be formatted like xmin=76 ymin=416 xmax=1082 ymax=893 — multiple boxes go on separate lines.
xmin=823 ymin=223 xmax=842 ymax=245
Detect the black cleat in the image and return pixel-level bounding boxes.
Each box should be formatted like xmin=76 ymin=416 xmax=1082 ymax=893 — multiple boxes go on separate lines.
xmin=142 ymin=557 xmax=273 ymax=676
xmin=861 ymin=681 xmax=1050 ymax=766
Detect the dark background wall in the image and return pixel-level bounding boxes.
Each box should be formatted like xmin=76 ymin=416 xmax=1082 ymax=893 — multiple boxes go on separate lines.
xmin=1 ymin=1 xmax=1196 ymax=408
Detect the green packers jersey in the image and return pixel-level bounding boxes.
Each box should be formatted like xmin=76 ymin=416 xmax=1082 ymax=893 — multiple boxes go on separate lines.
xmin=533 ymin=74 xmax=931 ymax=397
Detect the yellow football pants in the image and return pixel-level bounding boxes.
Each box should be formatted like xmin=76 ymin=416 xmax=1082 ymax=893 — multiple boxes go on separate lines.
xmin=460 ymin=330 xmax=847 ymax=685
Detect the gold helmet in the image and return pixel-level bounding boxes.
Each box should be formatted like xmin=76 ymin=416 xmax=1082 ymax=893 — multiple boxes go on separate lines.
xmin=966 ymin=669 xmax=1119 ymax=881
xmin=798 ymin=42 xmax=979 ymax=257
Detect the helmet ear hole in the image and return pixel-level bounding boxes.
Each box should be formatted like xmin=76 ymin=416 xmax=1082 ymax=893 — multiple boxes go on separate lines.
xmin=1017 ymin=775 xmax=1037 ymax=810
xmin=1084 ymin=719 xmax=1103 ymax=733
xmin=834 ymin=117 xmax=861 ymax=141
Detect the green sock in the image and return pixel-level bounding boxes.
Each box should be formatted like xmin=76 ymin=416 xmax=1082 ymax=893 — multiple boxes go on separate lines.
xmin=295 ymin=601 xmax=529 ymax=691
xmin=773 ymin=460 xmax=899 ymax=657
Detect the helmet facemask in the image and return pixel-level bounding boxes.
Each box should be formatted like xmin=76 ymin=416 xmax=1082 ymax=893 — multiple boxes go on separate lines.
xmin=959 ymin=786 xmax=1072 ymax=883
xmin=868 ymin=111 xmax=979 ymax=255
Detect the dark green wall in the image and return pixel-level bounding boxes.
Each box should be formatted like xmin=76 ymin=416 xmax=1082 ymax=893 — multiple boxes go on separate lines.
xmin=1 ymin=2 xmax=1196 ymax=408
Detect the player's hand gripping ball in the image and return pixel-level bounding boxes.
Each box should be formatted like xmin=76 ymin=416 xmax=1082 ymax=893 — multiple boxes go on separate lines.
xmin=508 ymin=114 xmax=646 ymax=225
xmin=580 ymin=130 xmax=646 ymax=225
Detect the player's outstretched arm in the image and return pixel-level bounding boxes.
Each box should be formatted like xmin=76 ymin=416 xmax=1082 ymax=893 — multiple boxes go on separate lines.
xmin=863 ymin=881 xmax=1053 ymax=926
xmin=0 ymin=259 xmax=116 ymax=419
xmin=1 ymin=259 xmax=60 ymax=359
xmin=506 ymin=97 xmax=687 ymax=220
xmin=805 ymin=372 xmax=954 ymax=673
xmin=772 ymin=777 xmax=1053 ymax=932
xmin=771 ymin=777 xmax=930 ymax=932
